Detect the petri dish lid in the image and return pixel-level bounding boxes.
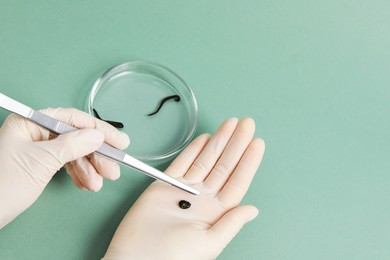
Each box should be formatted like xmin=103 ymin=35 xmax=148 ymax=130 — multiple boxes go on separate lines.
xmin=87 ymin=61 xmax=198 ymax=164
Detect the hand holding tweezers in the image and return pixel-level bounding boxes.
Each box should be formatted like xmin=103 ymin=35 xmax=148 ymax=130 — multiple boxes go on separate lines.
xmin=0 ymin=92 xmax=199 ymax=195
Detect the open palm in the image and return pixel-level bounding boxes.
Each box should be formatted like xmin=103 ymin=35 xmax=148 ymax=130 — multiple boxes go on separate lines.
xmin=104 ymin=118 xmax=265 ymax=260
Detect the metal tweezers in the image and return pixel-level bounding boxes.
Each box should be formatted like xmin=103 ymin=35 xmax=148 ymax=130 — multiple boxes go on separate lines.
xmin=0 ymin=92 xmax=199 ymax=195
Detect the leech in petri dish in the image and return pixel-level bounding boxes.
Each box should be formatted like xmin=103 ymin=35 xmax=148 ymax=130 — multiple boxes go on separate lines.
xmin=93 ymin=108 xmax=124 ymax=128
xmin=147 ymin=95 xmax=181 ymax=116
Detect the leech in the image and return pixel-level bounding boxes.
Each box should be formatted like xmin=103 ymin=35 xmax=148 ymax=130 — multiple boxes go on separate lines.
xmin=93 ymin=108 xmax=124 ymax=129
xmin=147 ymin=95 xmax=181 ymax=116
xmin=178 ymin=200 xmax=191 ymax=209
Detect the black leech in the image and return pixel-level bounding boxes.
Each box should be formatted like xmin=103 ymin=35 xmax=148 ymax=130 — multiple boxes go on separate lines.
xmin=178 ymin=200 xmax=191 ymax=209
xmin=147 ymin=95 xmax=181 ymax=116
xmin=93 ymin=108 xmax=124 ymax=129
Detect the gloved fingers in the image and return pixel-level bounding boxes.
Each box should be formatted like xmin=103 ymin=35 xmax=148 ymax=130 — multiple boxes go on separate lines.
xmin=65 ymin=163 xmax=88 ymax=190
xmin=89 ymin=153 xmax=121 ymax=181
xmin=209 ymin=205 xmax=259 ymax=249
xmin=2 ymin=112 xmax=54 ymax=142
xmin=165 ymin=134 xmax=211 ymax=178
xmin=204 ymin=117 xmax=255 ymax=192
xmin=42 ymin=128 xmax=104 ymax=166
xmin=184 ymin=118 xmax=238 ymax=183
xmin=69 ymin=157 xmax=104 ymax=192
xmin=217 ymin=138 xmax=265 ymax=208
xmin=42 ymin=108 xmax=130 ymax=150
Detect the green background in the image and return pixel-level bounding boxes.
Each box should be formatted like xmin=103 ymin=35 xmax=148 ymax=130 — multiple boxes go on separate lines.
xmin=1 ymin=1 xmax=390 ymax=259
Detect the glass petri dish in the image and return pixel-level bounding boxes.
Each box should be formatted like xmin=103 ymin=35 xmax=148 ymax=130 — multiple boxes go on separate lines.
xmin=87 ymin=61 xmax=198 ymax=164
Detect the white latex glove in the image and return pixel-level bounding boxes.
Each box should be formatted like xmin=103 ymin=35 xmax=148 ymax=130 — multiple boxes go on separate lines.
xmin=104 ymin=117 xmax=265 ymax=260
xmin=0 ymin=108 xmax=130 ymax=228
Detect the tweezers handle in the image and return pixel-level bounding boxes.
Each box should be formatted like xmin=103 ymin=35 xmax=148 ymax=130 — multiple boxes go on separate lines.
xmin=30 ymin=111 xmax=126 ymax=162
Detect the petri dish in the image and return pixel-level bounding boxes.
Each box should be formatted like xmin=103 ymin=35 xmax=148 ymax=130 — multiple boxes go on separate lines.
xmin=87 ymin=61 xmax=198 ymax=164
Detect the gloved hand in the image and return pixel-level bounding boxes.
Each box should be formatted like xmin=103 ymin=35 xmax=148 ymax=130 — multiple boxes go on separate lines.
xmin=0 ymin=108 xmax=130 ymax=229
xmin=103 ymin=117 xmax=265 ymax=260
